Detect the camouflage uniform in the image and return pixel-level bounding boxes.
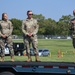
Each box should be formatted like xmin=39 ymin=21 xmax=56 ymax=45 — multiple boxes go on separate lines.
xmin=0 ymin=20 xmax=14 ymax=57
xmin=22 ymin=18 xmax=39 ymax=56
xmin=70 ymin=18 xmax=75 ymax=48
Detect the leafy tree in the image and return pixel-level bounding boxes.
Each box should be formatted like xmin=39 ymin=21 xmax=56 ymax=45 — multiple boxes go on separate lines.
xmin=10 ymin=18 xmax=22 ymax=35
xmin=58 ymin=15 xmax=73 ymax=35
xmin=9 ymin=14 xmax=73 ymax=36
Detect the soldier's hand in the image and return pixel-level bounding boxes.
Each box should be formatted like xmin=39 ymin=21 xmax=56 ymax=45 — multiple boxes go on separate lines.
xmin=1 ymin=34 xmax=7 ymax=38
xmin=28 ymin=33 xmax=33 ymax=37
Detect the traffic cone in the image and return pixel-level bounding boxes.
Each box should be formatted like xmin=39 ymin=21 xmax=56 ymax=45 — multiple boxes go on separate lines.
xmin=61 ymin=52 xmax=64 ymax=57
xmin=50 ymin=52 xmax=51 ymax=57
xmin=23 ymin=50 xmax=26 ymax=56
xmin=73 ymin=51 xmax=75 ymax=54
xmin=58 ymin=49 xmax=61 ymax=58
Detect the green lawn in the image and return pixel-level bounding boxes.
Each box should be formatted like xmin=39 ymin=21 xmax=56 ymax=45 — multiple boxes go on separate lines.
xmin=3 ymin=39 xmax=75 ymax=62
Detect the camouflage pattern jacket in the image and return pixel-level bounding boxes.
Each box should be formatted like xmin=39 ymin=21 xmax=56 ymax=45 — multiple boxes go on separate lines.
xmin=70 ymin=18 xmax=75 ymax=38
xmin=0 ymin=20 xmax=13 ymax=37
xmin=22 ymin=18 xmax=39 ymax=36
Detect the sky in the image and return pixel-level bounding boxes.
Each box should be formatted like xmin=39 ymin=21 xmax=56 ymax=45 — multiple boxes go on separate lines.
xmin=0 ymin=0 xmax=75 ymax=21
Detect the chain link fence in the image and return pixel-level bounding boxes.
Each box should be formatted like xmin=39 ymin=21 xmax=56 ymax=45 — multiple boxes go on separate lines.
xmin=12 ymin=35 xmax=72 ymax=39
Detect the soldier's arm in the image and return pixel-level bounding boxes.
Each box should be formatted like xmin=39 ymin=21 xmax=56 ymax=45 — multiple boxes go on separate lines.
xmin=6 ymin=21 xmax=13 ymax=37
xmin=32 ymin=20 xmax=39 ymax=35
xmin=0 ymin=29 xmax=2 ymax=37
xmin=0 ymin=22 xmax=3 ymax=37
xmin=69 ymin=19 xmax=75 ymax=31
xmin=9 ymin=21 xmax=13 ymax=35
xmin=22 ymin=20 xmax=28 ymax=35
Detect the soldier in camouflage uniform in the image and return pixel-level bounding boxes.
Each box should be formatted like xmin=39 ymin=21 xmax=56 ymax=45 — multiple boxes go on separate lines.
xmin=22 ymin=10 xmax=40 ymax=62
xmin=0 ymin=13 xmax=14 ymax=61
xmin=70 ymin=10 xmax=75 ymax=48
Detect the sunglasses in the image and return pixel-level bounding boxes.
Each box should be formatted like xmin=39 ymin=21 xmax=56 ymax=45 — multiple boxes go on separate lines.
xmin=28 ymin=14 xmax=33 ymax=15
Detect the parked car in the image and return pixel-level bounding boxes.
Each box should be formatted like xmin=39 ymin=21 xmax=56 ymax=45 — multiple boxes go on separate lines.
xmin=42 ymin=49 xmax=50 ymax=56
xmin=30 ymin=48 xmax=35 ymax=56
xmin=4 ymin=43 xmax=10 ymax=55
xmin=38 ymin=49 xmax=43 ymax=56
xmin=0 ymin=43 xmax=25 ymax=56
xmin=38 ymin=49 xmax=50 ymax=56
xmin=13 ymin=43 xmax=25 ymax=56
xmin=0 ymin=43 xmax=10 ymax=56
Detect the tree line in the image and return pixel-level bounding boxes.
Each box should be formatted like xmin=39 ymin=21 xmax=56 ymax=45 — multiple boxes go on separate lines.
xmin=9 ymin=14 xmax=73 ymax=36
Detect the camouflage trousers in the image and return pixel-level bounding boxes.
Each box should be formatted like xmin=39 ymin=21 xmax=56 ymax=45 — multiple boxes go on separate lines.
xmin=23 ymin=35 xmax=38 ymax=56
xmin=0 ymin=36 xmax=14 ymax=57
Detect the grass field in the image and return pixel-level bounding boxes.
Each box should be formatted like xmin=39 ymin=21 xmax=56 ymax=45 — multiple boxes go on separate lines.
xmin=4 ymin=39 xmax=75 ymax=62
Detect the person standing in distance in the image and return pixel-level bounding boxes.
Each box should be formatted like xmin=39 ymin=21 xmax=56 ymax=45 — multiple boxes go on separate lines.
xmin=70 ymin=10 xmax=75 ymax=48
xmin=22 ymin=10 xmax=40 ymax=62
xmin=0 ymin=13 xmax=14 ymax=61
